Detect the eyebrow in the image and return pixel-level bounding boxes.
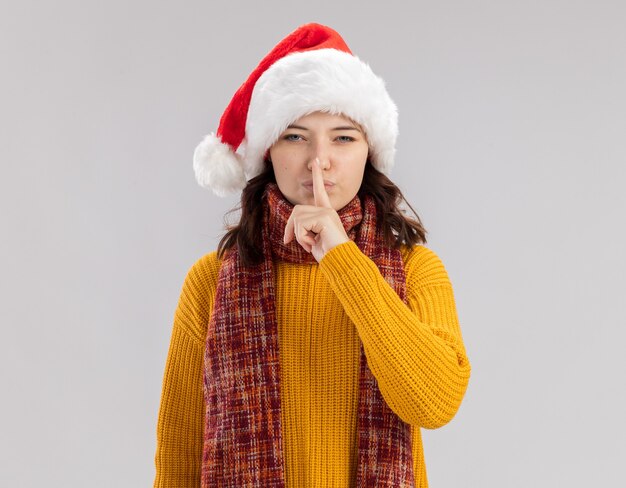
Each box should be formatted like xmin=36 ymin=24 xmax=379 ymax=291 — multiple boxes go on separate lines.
xmin=287 ymin=124 xmax=362 ymax=132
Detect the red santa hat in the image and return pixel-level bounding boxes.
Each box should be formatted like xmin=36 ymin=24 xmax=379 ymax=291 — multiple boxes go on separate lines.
xmin=193 ymin=23 xmax=398 ymax=196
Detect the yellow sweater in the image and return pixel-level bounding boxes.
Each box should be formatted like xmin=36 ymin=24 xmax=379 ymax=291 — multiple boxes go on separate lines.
xmin=154 ymin=241 xmax=471 ymax=487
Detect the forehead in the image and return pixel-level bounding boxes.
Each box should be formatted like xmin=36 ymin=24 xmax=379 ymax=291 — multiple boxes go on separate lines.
xmin=292 ymin=111 xmax=359 ymax=127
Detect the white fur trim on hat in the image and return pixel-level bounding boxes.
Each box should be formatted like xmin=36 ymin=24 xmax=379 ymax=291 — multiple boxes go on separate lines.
xmin=193 ymin=132 xmax=247 ymax=197
xmin=241 ymin=48 xmax=398 ymax=180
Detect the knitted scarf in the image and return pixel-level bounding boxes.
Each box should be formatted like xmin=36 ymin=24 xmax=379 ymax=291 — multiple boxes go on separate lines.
xmin=202 ymin=182 xmax=415 ymax=487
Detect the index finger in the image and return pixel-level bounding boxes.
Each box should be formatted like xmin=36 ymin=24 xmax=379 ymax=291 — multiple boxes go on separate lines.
xmin=312 ymin=157 xmax=333 ymax=208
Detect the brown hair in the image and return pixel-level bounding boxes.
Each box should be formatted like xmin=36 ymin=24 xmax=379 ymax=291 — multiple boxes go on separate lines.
xmin=217 ymin=160 xmax=428 ymax=267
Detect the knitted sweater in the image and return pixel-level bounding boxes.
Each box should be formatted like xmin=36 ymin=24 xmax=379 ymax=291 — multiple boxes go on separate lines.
xmin=154 ymin=240 xmax=471 ymax=487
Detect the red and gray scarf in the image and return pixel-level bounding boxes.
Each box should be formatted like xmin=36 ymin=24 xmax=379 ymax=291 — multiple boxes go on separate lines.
xmin=202 ymin=182 xmax=415 ymax=486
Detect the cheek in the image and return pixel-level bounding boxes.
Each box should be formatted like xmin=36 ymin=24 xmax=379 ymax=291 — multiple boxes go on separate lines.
xmin=272 ymin=163 xmax=299 ymax=195
xmin=349 ymin=156 xmax=368 ymax=186
xmin=275 ymin=164 xmax=293 ymax=181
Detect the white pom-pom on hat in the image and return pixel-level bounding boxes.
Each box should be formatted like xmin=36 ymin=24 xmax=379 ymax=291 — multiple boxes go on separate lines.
xmin=192 ymin=133 xmax=247 ymax=197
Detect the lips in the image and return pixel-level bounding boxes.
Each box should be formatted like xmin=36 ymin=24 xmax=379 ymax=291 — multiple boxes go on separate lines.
xmin=302 ymin=180 xmax=335 ymax=189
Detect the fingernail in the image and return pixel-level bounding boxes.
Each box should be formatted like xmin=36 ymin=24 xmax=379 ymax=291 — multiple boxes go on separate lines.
xmin=315 ymin=157 xmax=321 ymax=167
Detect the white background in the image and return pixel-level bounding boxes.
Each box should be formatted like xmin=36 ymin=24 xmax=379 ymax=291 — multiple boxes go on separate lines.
xmin=1 ymin=1 xmax=625 ymax=486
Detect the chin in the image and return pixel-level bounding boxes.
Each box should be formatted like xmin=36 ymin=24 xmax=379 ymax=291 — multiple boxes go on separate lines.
xmin=333 ymin=201 xmax=350 ymax=212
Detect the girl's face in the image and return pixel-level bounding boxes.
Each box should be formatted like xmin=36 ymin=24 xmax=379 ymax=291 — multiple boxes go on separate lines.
xmin=268 ymin=111 xmax=369 ymax=211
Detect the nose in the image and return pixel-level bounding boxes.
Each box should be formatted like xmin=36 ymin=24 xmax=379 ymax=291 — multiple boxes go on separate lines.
xmin=306 ymin=141 xmax=331 ymax=171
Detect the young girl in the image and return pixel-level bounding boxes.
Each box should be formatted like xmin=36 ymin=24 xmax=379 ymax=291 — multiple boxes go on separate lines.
xmin=154 ymin=23 xmax=471 ymax=488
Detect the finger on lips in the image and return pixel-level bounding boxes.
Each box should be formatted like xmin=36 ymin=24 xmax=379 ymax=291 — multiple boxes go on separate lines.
xmin=312 ymin=157 xmax=332 ymax=208
xmin=284 ymin=158 xmax=329 ymax=245
xmin=283 ymin=158 xmax=332 ymax=249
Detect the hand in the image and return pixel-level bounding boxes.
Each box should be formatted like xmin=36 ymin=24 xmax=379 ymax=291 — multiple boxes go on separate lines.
xmin=283 ymin=158 xmax=350 ymax=262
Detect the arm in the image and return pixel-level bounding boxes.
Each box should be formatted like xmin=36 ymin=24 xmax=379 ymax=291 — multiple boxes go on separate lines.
xmin=153 ymin=252 xmax=220 ymax=487
xmin=318 ymin=241 xmax=471 ymax=429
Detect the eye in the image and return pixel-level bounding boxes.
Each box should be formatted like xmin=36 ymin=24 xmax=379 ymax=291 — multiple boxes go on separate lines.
xmin=283 ymin=133 xmax=304 ymax=142
xmin=336 ymin=135 xmax=356 ymax=143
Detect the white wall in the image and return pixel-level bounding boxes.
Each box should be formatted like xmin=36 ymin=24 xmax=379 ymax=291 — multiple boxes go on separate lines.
xmin=1 ymin=1 xmax=624 ymax=486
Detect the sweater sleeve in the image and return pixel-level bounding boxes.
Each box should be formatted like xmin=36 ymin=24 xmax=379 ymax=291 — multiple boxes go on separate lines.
xmin=154 ymin=252 xmax=220 ymax=488
xmin=318 ymin=241 xmax=471 ymax=429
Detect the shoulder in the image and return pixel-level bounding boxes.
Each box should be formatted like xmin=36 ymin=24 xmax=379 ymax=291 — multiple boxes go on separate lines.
xmin=399 ymin=244 xmax=453 ymax=289
xmin=181 ymin=250 xmax=222 ymax=297
xmin=174 ymin=250 xmax=222 ymax=343
xmin=186 ymin=250 xmax=222 ymax=281
xmin=177 ymin=249 xmax=221 ymax=312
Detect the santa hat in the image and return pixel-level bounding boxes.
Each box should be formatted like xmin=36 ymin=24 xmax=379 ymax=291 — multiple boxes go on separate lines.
xmin=193 ymin=23 xmax=398 ymax=196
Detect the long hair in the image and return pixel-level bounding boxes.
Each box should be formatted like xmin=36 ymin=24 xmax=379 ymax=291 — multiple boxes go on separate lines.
xmin=217 ymin=159 xmax=427 ymax=267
